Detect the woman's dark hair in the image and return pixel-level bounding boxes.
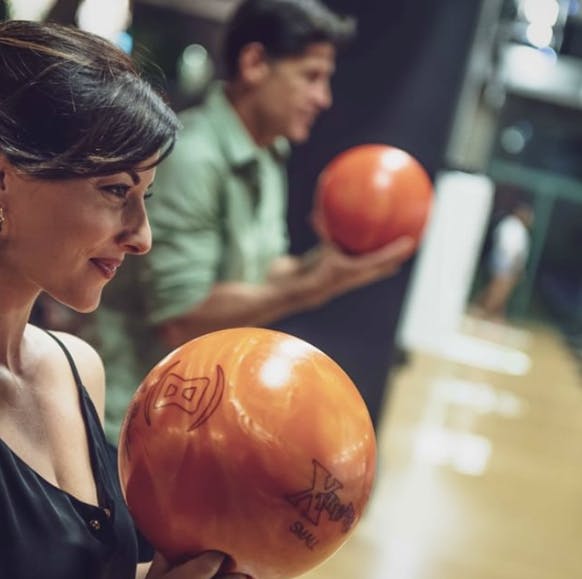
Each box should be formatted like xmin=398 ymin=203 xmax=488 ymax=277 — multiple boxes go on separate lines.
xmin=224 ymin=0 xmax=356 ymax=79
xmin=0 ymin=20 xmax=181 ymax=179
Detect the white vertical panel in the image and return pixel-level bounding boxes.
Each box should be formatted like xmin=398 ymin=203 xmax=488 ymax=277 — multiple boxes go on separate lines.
xmin=397 ymin=170 xmax=531 ymax=375
xmin=399 ymin=170 xmax=494 ymax=348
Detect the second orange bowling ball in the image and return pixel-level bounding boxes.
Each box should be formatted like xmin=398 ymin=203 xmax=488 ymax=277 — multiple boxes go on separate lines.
xmin=118 ymin=327 xmax=376 ymax=579
xmin=315 ymin=144 xmax=433 ymax=254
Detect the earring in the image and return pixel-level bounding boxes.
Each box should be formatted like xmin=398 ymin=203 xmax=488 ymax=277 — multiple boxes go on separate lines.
xmin=0 ymin=207 xmax=5 ymax=232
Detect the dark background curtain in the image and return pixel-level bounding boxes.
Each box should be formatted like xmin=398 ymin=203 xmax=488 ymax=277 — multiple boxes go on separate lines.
xmin=272 ymin=0 xmax=483 ymax=427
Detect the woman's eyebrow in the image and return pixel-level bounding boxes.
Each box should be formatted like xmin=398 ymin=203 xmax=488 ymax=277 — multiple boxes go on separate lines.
xmin=127 ymin=170 xmax=140 ymax=185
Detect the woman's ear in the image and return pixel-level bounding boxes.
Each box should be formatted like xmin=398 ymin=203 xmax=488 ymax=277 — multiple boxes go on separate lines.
xmin=0 ymin=154 xmax=15 ymax=192
xmin=0 ymin=158 xmax=6 ymax=230
xmin=0 ymin=155 xmax=6 ymax=191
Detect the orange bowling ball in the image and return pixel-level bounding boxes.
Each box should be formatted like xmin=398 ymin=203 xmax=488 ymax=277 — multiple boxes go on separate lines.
xmin=118 ymin=327 xmax=376 ymax=579
xmin=315 ymin=144 xmax=433 ymax=254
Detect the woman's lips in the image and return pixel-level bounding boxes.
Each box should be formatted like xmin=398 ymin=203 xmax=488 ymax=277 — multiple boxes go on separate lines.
xmin=90 ymin=258 xmax=122 ymax=279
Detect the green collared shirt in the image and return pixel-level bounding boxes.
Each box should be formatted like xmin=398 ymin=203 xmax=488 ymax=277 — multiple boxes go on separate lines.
xmin=141 ymin=83 xmax=290 ymax=323
xmin=96 ymin=83 xmax=290 ymax=441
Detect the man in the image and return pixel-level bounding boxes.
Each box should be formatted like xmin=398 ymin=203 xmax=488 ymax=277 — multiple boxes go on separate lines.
xmin=97 ymin=0 xmax=415 ymax=441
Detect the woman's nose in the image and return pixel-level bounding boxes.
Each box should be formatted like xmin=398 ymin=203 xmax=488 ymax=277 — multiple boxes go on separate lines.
xmin=120 ymin=201 xmax=152 ymax=255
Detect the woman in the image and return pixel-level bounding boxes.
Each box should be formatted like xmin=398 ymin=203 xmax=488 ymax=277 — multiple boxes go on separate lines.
xmin=0 ymin=20 xmax=245 ymax=579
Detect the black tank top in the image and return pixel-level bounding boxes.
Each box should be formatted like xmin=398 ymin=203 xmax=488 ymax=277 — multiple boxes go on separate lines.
xmin=0 ymin=332 xmax=142 ymax=579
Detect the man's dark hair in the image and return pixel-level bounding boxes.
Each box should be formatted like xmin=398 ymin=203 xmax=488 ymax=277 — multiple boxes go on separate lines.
xmin=224 ymin=0 xmax=356 ymax=79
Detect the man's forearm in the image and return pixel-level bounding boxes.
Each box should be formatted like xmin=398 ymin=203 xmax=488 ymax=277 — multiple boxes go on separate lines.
xmin=157 ymin=274 xmax=314 ymax=350
xmin=156 ymin=236 xmax=415 ymax=350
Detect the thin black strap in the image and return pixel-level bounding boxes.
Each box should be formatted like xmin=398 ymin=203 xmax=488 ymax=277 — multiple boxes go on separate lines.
xmin=44 ymin=330 xmax=85 ymax=391
xmin=44 ymin=330 xmax=106 ymax=505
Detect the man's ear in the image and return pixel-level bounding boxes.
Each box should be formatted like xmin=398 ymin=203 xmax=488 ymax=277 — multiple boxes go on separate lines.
xmin=238 ymin=42 xmax=271 ymax=85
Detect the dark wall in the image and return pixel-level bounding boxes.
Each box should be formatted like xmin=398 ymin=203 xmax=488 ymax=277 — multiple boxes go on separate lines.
xmin=272 ymin=0 xmax=483 ymax=428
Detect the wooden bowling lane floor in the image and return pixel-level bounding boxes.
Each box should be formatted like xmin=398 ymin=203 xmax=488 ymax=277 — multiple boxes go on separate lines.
xmin=301 ymin=316 xmax=582 ymax=579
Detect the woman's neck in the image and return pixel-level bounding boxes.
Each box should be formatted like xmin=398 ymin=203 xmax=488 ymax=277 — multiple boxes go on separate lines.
xmin=0 ymin=282 xmax=38 ymax=370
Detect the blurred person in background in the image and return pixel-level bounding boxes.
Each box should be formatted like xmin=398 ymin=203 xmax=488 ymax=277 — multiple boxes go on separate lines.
xmin=0 ymin=19 xmax=246 ymax=579
xmin=96 ymin=0 xmax=416 ymax=442
xmin=476 ymin=199 xmax=535 ymax=321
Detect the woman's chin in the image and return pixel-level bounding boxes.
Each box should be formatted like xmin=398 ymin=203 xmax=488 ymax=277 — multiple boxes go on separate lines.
xmin=58 ymin=293 xmax=101 ymax=315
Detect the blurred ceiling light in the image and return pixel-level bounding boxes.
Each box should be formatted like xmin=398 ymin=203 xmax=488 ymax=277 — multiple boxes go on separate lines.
xmin=501 ymin=123 xmax=536 ymax=154
xmin=76 ymin=0 xmax=131 ymax=43
xmin=520 ymin=0 xmax=560 ymax=26
xmin=525 ymin=22 xmax=555 ymax=47
xmin=501 ymin=126 xmax=527 ymax=154
xmin=178 ymin=44 xmax=215 ymax=98
xmin=8 ymin=0 xmax=56 ymax=20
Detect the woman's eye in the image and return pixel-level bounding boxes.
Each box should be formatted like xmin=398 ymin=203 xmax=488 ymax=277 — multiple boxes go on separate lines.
xmin=102 ymin=184 xmax=131 ymax=199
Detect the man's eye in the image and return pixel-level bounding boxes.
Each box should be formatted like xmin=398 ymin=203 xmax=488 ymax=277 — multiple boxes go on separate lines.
xmin=103 ymin=184 xmax=131 ymax=199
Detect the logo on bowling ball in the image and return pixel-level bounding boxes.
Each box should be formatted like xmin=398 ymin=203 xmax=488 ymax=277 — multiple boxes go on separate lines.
xmin=144 ymin=362 xmax=225 ymax=431
xmin=286 ymin=459 xmax=356 ymax=533
xmin=122 ymin=399 xmax=142 ymax=463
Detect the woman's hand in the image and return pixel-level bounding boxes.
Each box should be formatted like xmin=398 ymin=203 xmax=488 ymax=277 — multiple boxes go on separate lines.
xmin=145 ymin=551 xmax=249 ymax=579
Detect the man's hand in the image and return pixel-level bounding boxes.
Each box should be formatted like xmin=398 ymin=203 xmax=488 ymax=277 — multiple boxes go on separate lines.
xmin=298 ymin=235 xmax=416 ymax=309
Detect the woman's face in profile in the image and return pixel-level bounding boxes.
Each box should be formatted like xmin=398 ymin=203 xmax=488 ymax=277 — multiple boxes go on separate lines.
xmin=0 ymin=154 xmax=158 ymax=312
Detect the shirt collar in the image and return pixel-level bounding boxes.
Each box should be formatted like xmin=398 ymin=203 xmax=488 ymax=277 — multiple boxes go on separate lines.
xmin=206 ymin=82 xmax=290 ymax=168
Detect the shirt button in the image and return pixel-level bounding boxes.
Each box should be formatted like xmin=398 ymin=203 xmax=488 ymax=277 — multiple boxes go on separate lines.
xmin=89 ymin=519 xmax=101 ymax=531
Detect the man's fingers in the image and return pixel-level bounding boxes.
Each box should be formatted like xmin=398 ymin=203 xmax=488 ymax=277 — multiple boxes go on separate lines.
xmin=376 ymin=235 xmax=416 ymax=259
xmin=347 ymin=235 xmax=416 ymax=268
